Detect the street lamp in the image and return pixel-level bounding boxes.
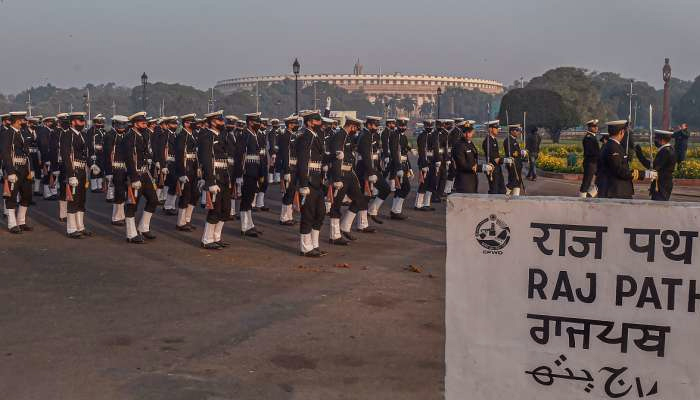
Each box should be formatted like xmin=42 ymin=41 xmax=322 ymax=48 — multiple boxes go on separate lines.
xmin=293 ymin=58 xmax=300 ymax=115
xmin=436 ymin=87 xmax=442 ymax=119
xmin=141 ymin=72 xmax=148 ymax=111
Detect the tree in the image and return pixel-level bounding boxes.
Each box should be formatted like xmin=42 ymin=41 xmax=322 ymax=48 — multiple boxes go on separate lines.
xmin=498 ymin=88 xmax=577 ymax=142
xmin=398 ymin=97 xmax=416 ymax=117
xmin=420 ymin=102 xmax=434 ymax=118
xmin=676 ymin=75 xmax=700 ymax=127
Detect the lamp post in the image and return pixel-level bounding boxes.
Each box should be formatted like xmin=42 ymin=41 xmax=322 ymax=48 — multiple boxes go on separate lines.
xmin=141 ymin=72 xmax=148 ymax=111
xmin=436 ymin=87 xmax=442 ymax=119
xmin=293 ymin=58 xmax=300 ymax=115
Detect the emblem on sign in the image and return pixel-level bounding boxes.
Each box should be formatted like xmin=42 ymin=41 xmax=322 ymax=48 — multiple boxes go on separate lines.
xmin=475 ymin=214 xmax=511 ymax=253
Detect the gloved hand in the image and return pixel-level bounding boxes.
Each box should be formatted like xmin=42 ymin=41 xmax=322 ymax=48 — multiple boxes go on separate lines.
xmin=435 ymin=161 xmax=442 ymax=168
xmin=149 ymin=159 xmax=155 ymax=166
xmin=446 ymin=160 xmax=452 ymax=166
xmin=368 ymin=174 xmax=378 ymax=183
xmin=179 ymin=176 xmax=189 ymax=184
xmin=383 ymin=157 xmax=390 ymax=165
xmin=69 ymin=176 xmax=79 ymax=187
xmin=227 ymin=157 xmax=235 ymax=165
xmin=259 ymin=150 xmax=265 ymax=156
xmin=322 ymin=165 xmax=329 ymax=172
xmin=161 ymin=167 xmax=169 ymax=175
xmin=299 ymin=187 xmax=310 ymax=196
xmin=482 ymin=164 xmax=494 ymax=173
xmin=91 ymin=155 xmax=97 ymax=161
xmin=336 ymin=151 xmax=344 ymax=161
xmin=333 ymin=181 xmax=343 ymax=190
xmin=52 ymin=171 xmax=60 ymax=177
xmin=503 ymin=157 xmax=514 ymax=165
xmin=520 ymin=149 xmax=529 ymax=158
xmin=235 ymin=177 xmax=243 ymax=185
xmin=106 ymin=174 xmax=113 ymax=181
xmin=397 ymin=170 xmax=404 ymax=178
xmin=131 ymin=180 xmax=142 ymax=190
xmin=197 ymin=179 xmax=206 ymax=191
xmin=411 ymin=149 xmax=418 ymax=156
xmin=209 ymin=185 xmax=221 ymax=193
xmin=283 ymin=173 xmax=291 ymax=182
xmin=91 ymin=165 xmax=101 ymax=175
xmin=44 ymin=161 xmax=51 ymax=169
xmin=421 ymin=167 xmax=429 ymax=173
xmin=645 ymin=169 xmax=658 ymax=180
xmin=7 ymin=174 xmax=18 ymax=183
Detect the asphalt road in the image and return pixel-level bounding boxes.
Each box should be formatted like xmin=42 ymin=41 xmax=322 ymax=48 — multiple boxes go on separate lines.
xmin=0 ymin=173 xmax=696 ymax=400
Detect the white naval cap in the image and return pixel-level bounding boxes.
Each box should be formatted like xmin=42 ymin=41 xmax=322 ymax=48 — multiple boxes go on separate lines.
xmin=111 ymin=115 xmax=129 ymax=123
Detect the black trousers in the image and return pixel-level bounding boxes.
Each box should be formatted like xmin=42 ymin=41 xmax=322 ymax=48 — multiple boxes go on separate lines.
xmin=580 ymin=162 xmax=596 ymax=192
xmin=165 ymin=171 xmax=178 ymax=195
xmin=258 ymin=171 xmax=268 ymax=193
xmin=300 ymin=186 xmax=324 ymax=234
xmin=395 ymin=174 xmax=411 ymax=199
xmin=282 ymin=180 xmax=298 ymax=206
xmin=506 ymin=162 xmax=523 ymax=190
xmin=113 ymin=170 xmax=127 ymax=204
xmin=67 ymin=169 xmax=87 ymax=213
xmin=206 ymin=183 xmax=232 ymax=224
xmin=125 ymin=174 xmax=158 ymax=217
xmin=435 ymin=163 xmax=447 ymax=194
xmin=487 ymin=166 xmax=506 ymax=194
xmin=4 ymin=167 xmax=32 ymax=209
xmin=329 ymin=172 xmax=367 ymax=218
xmin=178 ymin=173 xmax=199 ymax=209
xmin=240 ymin=175 xmax=258 ymax=211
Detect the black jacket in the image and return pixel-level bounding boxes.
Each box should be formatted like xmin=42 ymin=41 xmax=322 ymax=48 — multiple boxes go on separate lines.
xmin=599 ymin=139 xmax=640 ymax=199
xmin=295 ymin=127 xmax=326 ymax=189
xmin=452 ymin=137 xmax=482 ymax=193
xmin=635 ymin=144 xmax=676 ymax=201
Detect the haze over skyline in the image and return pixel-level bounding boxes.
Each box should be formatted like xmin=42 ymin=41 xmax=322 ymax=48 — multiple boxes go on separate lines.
xmin=0 ymin=0 xmax=697 ymax=94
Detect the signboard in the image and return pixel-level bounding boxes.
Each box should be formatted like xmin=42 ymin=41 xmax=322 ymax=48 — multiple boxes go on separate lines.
xmin=446 ymin=195 xmax=700 ymax=399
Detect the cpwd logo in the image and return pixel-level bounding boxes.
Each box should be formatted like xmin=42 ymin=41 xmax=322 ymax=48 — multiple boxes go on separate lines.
xmin=474 ymin=214 xmax=511 ymax=254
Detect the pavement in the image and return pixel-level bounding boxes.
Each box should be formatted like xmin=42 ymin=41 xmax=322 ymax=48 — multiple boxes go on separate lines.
xmin=0 ymin=174 xmax=696 ymax=400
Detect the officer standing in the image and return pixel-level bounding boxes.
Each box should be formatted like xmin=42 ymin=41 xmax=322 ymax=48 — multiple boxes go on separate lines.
xmin=414 ymin=119 xmax=434 ymax=211
xmin=482 ymin=120 xmax=506 ymax=194
xmin=223 ymin=115 xmax=240 ymax=221
xmin=387 ymin=117 xmax=413 ymax=220
xmin=598 ymin=120 xmax=653 ymax=199
xmin=580 ymin=119 xmax=600 ymax=198
xmin=24 ymin=116 xmax=43 ymax=198
xmin=2 ymin=112 xmax=33 ymax=233
xmin=62 ymin=112 xmax=93 ymax=238
xmin=253 ymin=117 xmax=270 ymax=212
xmin=54 ymin=113 xmax=70 ymax=222
xmin=236 ymin=112 xmax=264 ymax=237
xmin=157 ymin=116 xmax=179 ymax=215
xmin=356 ymin=116 xmax=388 ymax=228
xmin=444 ymin=118 xmax=464 ymax=195
xmin=103 ymin=115 xmax=129 ymax=225
xmin=452 ymin=124 xmax=492 ymax=193
xmin=268 ymin=118 xmax=280 ymax=184
xmin=634 ymin=130 xmax=675 ymax=201
xmin=174 ymin=113 xmax=200 ymax=231
xmin=278 ymin=115 xmax=300 ymax=226
xmin=86 ymin=114 xmax=106 ymax=193
xmin=503 ymin=124 xmax=526 ymax=196
xmin=37 ymin=116 xmax=58 ymax=200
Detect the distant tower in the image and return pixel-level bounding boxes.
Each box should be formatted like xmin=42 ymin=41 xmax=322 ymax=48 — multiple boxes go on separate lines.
xmin=141 ymin=72 xmax=148 ymax=111
xmin=353 ymin=58 xmax=363 ymax=75
xmin=662 ymin=58 xmax=672 ymax=130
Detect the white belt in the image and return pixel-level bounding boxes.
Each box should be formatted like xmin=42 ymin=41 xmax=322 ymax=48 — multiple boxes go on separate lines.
xmin=341 ymin=164 xmax=352 ymax=172
xmin=371 ymin=154 xmax=379 ymax=160
xmin=186 ymin=153 xmax=197 ymax=160
xmin=214 ymin=161 xmax=228 ymax=169
xmin=73 ymin=161 xmax=87 ymax=168
xmin=112 ymin=162 xmax=126 ymax=169
xmin=12 ymin=157 xmax=27 ymax=165
xmin=227 ymin=157 xmax=235 ymax=165
xmin=166 ymin=156 xmax=175 ymax=162
xmin=426 ymin=151 xmax=434 ymax=157
xmin=289 ymin=159 xmax=297 ymax=166
xmin=245 ymin=155 xmax=260 ymax=162
xmin=28 ymin=148 xmax=39 ymax=154
xmin=308 ymin=162 xmax=322 ymax=169
xmin=94 ymin=145 xmax=103 ymax=151
xmin=438 ymin=149 xmax=444 ymax=154
xmin=400 ymin=155 xmax=408 ymax=162
xmin=447 ymin=147 xmax=452 ymax=153
xmin=259 ymin=150 xmax=266 ymax=156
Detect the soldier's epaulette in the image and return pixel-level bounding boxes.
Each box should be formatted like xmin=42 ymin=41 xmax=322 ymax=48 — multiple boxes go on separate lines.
xmin=632 ymin=169 xmax=640 ymax=181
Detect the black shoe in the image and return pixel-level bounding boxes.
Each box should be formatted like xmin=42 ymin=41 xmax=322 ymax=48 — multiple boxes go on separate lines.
xmin=106 ymin=198 xmax=114 ymax=203
xmin=67 ymin=231 xmax=83 ymax=239
xmin=253 ymin=227 xmax=263 ymax=235
xmin=9 ymin=226 xmax=22 ymax=234
xmin=414 ymin=206 xmax=427 ymax=212
xmin=111 ymin=220 xmax=126 ymax=226
xmin=201 ymin=242 xmax=222 ymax=250
xmin=186 ymin=223 xmax=196 ymax=231
xmin=252 ymin=207 xmax=259 ymax=212
xmin=370 ymin=215 xmax=384 ymax=224
xmin=300 ymin=248 xmax=322 ymax=257
xmin=59 ymin=217 xmax=67 ymax=223
xmin=215 ymin=240 xmax=230 ymax=248
xmin=48 ymin=195 xmax=58 ymax=201
xmin=163 ymin=209 xmax=177 ymax=216
xmin=34 ymin=192 xmax=42 ymax=196
xmin=79 ymin=229 xmax=93 ymax=237
xmin=231 ymin=213 xmax=239 ymax=220
xmin=30 ymin=201 xmax=37 ymax=205
xmin=141 ymin=231 xmax=157 ymax=240
xmin=260 ymin=206 xmax=270 ymax=212
xmin=390 ymin=212 xmax=407 ymax=220
xmin=158 ymin=200 xmax=166 ymax=206
xmin=315 ymin=248 xmax=328 ymax=257
xmin=329 ymin=237 xmax=349 ymax=246
xmin=241 ymin=229 xmax=259 ymax=237
xmin=91 ymin=189 xmax=102 ymax=193
xmin=127 ymin=235 xmax=145 ymax=244
xmin=19 ymin=224 xmax=33 ymax=232
xmin=176 ymin=224 xmax=191 ymax=232
xmin=341 ymin=231 xmax=357 ymax=241
xmin=421 ymin=206 xmax=436 ymax=211
xmin=358 ymin=227 xmax=377 ymax=233
xmin=279 ymin=220 xmax=296 ymax=226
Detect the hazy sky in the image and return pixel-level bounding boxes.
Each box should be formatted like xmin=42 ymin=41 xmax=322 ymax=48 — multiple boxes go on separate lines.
xmin=0 ymin=0 xmax=697 ymax=94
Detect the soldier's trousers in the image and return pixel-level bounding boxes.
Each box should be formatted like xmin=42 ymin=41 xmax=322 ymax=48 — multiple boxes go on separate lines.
xmin=240 ymin=176 xmax=258 ymax=212
xmin=506 ymin=163 xmax=523 ymax=190
xmin=580 ymin=162 xmax=596 ymax=192
xmin=417 ymin=168 xmax=430 ymax=194
xmin=67 ymin=169 xmax=87 ymax=213
xmin=113 ymin=170 xmax=127 ymax=205
xmin=178 ymin=174 xmax=199 ymax=209
xmin=165 ymin=171 xmax=178 ymax=195
xmin=395 ymin=174 xmax=411 ymax=199
xmin=487 ymin=166 xmax=506 ymax=194
xmin=4 ymin=167 xmax=32 ymax=209
xmin=371 ymin=175 xmax=391 ymax=201
xmin=125 ymin=174 xmax=158 ymax=217
xmin=206 ymin=183 xmax=232 ymax=224
xmin=282 ymin=180 xmax=298 ymax=206
xmin=258 ymin=172 xmax=268 ymax=193
xmin=300 ymin=187 xmax=324 ymax=234
xmin=329 ymin=172 xmax=367 ymax=219
xmin=435 ymin=163 xmax=447 ymax=195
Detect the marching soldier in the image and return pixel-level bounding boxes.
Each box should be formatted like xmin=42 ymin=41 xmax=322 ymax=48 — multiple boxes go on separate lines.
xmin=452 ymin=123 xmax=492 ymax=193
xmin=296 ymin=110 xmax=327 ymax=257
xmin=158 ymin=116 xmax=179 ymax=215
xmin=103 ymin=115 xmax=129 ymax=225
xmin=62 ymin=112 xmax=93 ymax=238
xmin=253 ymin=117 xmax=270 ymax=212
xmin=122 ymin=112 xmax=159 ymax=243
xmin=86 ymin=114 xmax=106 ymax=193
xmin=198 ymin=110 xmax=233 ymax=249
xmin=0 ymin=114 xmax=6 ymax=218
xmin=356 ymin=116 xmax=388 ymax=228
xmin=444 ymin=118 xmax=464 ymax=195
xmin=174 ymin=113 xmax=200 ymax=231
xmin=635 ymin=130 xmax=675 ymax=201
xmin=54 ymin=113 xmax=70 ymax=222
xmin=414 ymin=119 xmax=435 ymax=211
xmin=598 ymin=120 xmax=653 ymax=199
xmin=435 ymin=119 xmax=453 ymax=199
xmin=236 ymin=112 xmax=264 ymax=237
xmin=278 ymin=115 xmax=300 ymax=226
xmin=580 ymin=119 xmax=600 ymax=198
xmin=2 ymin=112 xmax=33 ymax=233
xmin=380 ymin=118 xmax=396 ymax=186
xmin=327 ymin=116 xmax=369 ymax=245
xmin=37 ymin=116 xmax=58 ymax=200
xmin=224 ymin=115 xmax=240 ymax=221
xmin=25 ymin=116 xmax=43 ymax=197
xmin=594 ymin=130 xmax=610 ymax=198
xmin=503 ymin=124 xmax=526 ymax=196
xmin=387 ymin=117 xmax=413 ymax=220
xmin=268 ymin=118 xmax=280 ymax=184
xmin=482 ymin=120 xmax=506 ymax=194
xmin=145 ymin=117 xmax=159 ymax=203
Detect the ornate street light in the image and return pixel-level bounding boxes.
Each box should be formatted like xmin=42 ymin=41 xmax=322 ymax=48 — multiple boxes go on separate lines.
xmin=141 ymin=72 xmax=148 ymax=111
xmin=436 ymin=87 xmax=442 ymax=119
xmin=293 ymin=58 xmax=300 ymax=115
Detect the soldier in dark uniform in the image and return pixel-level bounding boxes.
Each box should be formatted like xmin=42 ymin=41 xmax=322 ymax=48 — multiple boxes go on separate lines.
xmin=157 ymin=116 xmax=179 ymax=215
xmin=174 ymin=114 xmax=200 ymax=231
xmin=452 ymin=124 xmax=493 ymax=193
xmin=2 ymin=112 xmax=33 ymax=233
xmin=61 ymin=112 xmax=93 ymax=238
xmin=37 ymin=116 xmax=58 ymax=200
xmin=235 ymin=113 xmax=264 ymax=237
xmin=268 ymin=118 xmax=280 ymax=184
xmin=54 ymin=113 xmax=70 ymax=222
xmin=598 ymin=120 xmax=652 ymax=199
xmin=580 ymin=119 xmax=600 ymax=198
xmin=327 ymin=116 xmax=370 ymax=245
xmin=387 ymin=117 xmax=413 ymax=220
xmin=380 ymin=118 xmax=396 ymax=185
xmin=444 ymin=118 xmax=464 ymax=195
xmin=197 ymin=111 xmax=233 ymax=249
xmin=145 ymin=117 xmax=159 ymax=204
xmin=24 ymin=116 xmax=43 ymax=198
xmin=435 ymin=119 xmax=453 ymax=199
xmin=122 ymin=112 xmax=159 ymax=243
xmin=103 ymin=115 xmax=129 ymax=225
xmin=634 ymin=130 xmax=676 ymax=201
xmin=356 ymin=116 xmax=388 ymax=229
xmin=414 ymin=119 xmax=435 ymax=210
xmin=594 ymin=131 xmax=610 ymax=198
xmin=503 ymin=124 xmax=526 ymax=196
xmin=223 ymin=115 xmax=240 ymax=220
xmin=296 ymin=110 xmax=328 ymax=257
xmin=278 ymin=115 xmax=300 ymax=226
xmin=86 ymin=114 xmax=106 ymax=193
xmin=253 ymin=117 xmax=270 ymax=212
xmin=482 ymin=120 xmax=506 ymax=194
xmin=0 ymin=114 xmax=6 ymax=219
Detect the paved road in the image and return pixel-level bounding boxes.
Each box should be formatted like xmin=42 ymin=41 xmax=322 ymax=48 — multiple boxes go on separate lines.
xmin=0 ymin=174 xmax=695 ymax=400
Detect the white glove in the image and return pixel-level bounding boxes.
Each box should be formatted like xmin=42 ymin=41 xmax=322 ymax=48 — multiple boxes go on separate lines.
xmin=259 ymin=150 xmax=265 ymax=156
xmin=299 ymin=187 xmax=310 ymax=196
xmin=482 ymin=164 xmax=494 ymax=173
xmin=163 ymin=167 xmax=170 ymax=175
xmin=504 ymin=157 xmax=514 ymax=165
xmin=421 ymin=167 xmax=429 ymax=173
xmin=91 ymin=165 xmax=101 ymax=175
xmin=208 ymin=185 xmax=221 ymax=193
xmin=149 ymin=159 xmax=155 ymax=166
xmin=368 ymin=174 xmax=378 ymax=183
xmin=44 ymin=161 xmax=51 ymax=168
xmin=397 ymin=170 xmax=404 ymax=178
xmin=106 ymin=175 xmax=113 ymax=181
xmin=435 ymin=161 xmax=442 ymax=168
xmin=131 ymin=180 xmax=142 ymax=190
xmin=271 ymin=154 xmax=276 ymax=161
xmin=333 ymin=181 xmax=343 ymax=189
xmin=52 ymin=171 xmax=60 ymax=177
xmin=520 ymin=149 xmax=528 ymax=158
xmin=7 ymin=174 xmax=18 ymax=183
xmin=69 ymin=176 xmax=79 ymax=187
xmin=645 ymin=170 xmax=658 ymax=180
xmin=197 ymin=179 xmax=206 ymax=191
xmin=336 ymin=151 xmax=344 ymax=161
xmin=91 ymin=155 xmax=97 ymax=161
xmin=383 ymin=157 xmax=390 ymax=165
xmin=227 ymin=157 xmax=235 ymax=165
xmin=446 ymin=160 xmax=452 ymax=166
xmin=411 ymin=149 xmax=418 ymax=156
xmin=235 ymin=177 xmax=243 ymax=185
xmin=179 ymin=176 xmax=189 ymax=184
xmin=283 ymin=173 xmax=291 ymax=182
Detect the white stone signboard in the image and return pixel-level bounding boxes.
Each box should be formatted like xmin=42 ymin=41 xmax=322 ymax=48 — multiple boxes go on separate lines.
xmin=446 ymin=195 xmax=700 ymax=399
